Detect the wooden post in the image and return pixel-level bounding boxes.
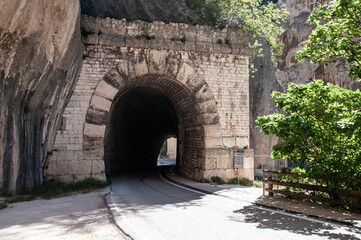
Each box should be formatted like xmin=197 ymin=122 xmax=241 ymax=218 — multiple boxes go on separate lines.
xmin=352 ymin=196 xmax=360 ymax=213
xmin=268 ymin=175 xmax=274 ymax=197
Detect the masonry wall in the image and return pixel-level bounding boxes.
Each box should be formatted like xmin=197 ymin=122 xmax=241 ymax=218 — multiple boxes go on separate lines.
xmin=45 ymin=15 xmax=254 ymax=183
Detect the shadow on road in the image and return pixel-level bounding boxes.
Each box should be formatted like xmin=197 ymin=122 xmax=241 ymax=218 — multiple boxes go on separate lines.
xmin=233 ymin=205 xmax=361 ymax=240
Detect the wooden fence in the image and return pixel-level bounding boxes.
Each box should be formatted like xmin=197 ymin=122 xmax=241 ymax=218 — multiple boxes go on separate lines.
xmin=262 ymin=170 xmax=361 ymax=212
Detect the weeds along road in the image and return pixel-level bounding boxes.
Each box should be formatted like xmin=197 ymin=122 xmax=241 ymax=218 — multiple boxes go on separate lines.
xmin=107 ymin=169 xmax=361 ymax=240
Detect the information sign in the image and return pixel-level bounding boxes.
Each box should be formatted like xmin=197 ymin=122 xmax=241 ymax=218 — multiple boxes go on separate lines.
xmin=234 ymin=152 xmax=244 ymax=169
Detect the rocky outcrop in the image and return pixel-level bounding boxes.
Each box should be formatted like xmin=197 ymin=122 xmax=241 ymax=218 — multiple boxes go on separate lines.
xmin=276 ymin=0 xmax=357 ymax=90
xmin=0 ymin=0 xmax=82 ymax=191
xmin=80 ymin=0 xmax=202 ymax=24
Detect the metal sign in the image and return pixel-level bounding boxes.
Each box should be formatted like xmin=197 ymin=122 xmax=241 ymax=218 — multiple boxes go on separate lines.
xmin=234 ymin=152 xmax=244 ymax=169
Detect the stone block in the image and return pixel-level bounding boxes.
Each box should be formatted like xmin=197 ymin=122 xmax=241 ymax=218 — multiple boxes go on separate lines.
xmin=205 ymin=148 xmax=231 ymax=158
xmin=217 ymin=157 xmax=232 ymax=169
xmin=203 ymin=124 xmax=222 ymax=138
xmin=195 ymin=42 xmax=213 ymax=53
xmin=200 ymin=113 xmax=220 ymax=125
xmin=83 ymin=136 xmax=104 ymax=150
xmin=148 ymin=49 xmax=167 ymax=74
xmin=176 ymin=63 xmax=196 ymax=84
xmin=204 ymin=137 xmax=223 ymax=148
xmin=56 ymin=175 xmax=74 ymax=184
xmin=69 ymin=160 xmax=92 ymax=175
xmin=99 ymin=34 xmax=126 ymax=47
xmin=82 ymin=33 xmax=98 ymax=45
xmin=44 ymin=160 xmax=57 ymax=176
xmin=243 ymin=149 xmax=254 ymax=169
xmin=226 ymin=169 xmax=236 ymax=180
xmin=92 ymin=174 xmax=106 ymax=181
xmin=199 ymin=100 xmax=218 ymax=114
xmin=204 ymin=157 xmax=216 ymax=170
xmin=236 ymin=136 xmax=249 ymax=148
xmin=90 ymin=94 xmax=112 ymax=112
xmin=86 ymin=108 xmax=108 ymax=125
xmin=95 ymin=81 xmax=118 ymax=100
xmin=116 ymin=60 xmax=136 ymax=80
xmin=84 ymin=123 xmax=106 ymax=138
xmin=92 ymin=160 xmax=105 ymax=174
xmin=51 ymin=161 xmax=69 ymax=175
xmin=134 ymin=62 xmax=149 ymax=76
xmin=238 ymin=168 xmax=254 ymax=181
xmin=222 ymin=137 xmax=236 ymax=148
xmin=82 ymin=150 xmax=104 ymax=160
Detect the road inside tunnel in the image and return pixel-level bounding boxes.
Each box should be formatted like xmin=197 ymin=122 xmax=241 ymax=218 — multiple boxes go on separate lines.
xmin=105 ymin=87 xmax=179 ymax=176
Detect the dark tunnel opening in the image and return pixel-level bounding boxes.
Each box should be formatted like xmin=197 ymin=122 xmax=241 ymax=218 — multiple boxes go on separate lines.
xmin=104 ymin=87 xmax=178 ymax=176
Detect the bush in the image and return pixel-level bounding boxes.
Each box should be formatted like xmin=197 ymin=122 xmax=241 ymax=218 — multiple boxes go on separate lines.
xmin=210 ymin=176 xmax=224 ymax=184
xmin=257 ymin=80 xmax=361 ymax=190
xmin=229 ymin=178 xmax=262 ymax=188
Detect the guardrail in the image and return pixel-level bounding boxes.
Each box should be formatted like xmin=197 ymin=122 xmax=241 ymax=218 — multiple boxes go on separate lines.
xmin=262 ymin=170 xmax=361 ymax=213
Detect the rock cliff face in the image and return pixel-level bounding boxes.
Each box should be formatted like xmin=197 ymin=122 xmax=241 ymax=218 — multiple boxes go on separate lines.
xmin=80 ymin=0 xmax=202 ymax=24
xmin=0 ymin=0 xmax=82 ymax=191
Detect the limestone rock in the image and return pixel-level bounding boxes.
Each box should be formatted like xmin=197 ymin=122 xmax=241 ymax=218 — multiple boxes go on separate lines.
xmin=0 ymin=0 xmax=82 ymax=190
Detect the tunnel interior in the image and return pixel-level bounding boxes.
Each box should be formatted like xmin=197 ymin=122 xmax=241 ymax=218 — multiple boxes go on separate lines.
xmin=105 ymin=87 xmax=179 ymax=175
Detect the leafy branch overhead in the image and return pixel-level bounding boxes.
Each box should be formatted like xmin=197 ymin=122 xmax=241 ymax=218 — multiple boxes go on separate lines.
xmin=296 ymin=0 xmax=361 ymax=80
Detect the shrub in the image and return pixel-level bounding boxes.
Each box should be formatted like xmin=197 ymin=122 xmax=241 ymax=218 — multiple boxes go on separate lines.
xmin=257 ymin=80 xmax=361 ymax=190
xmin=210 ymin=176 xmax=224 ymax=184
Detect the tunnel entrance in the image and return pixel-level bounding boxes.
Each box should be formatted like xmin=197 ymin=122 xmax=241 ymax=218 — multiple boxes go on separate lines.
xmin=105 ymin=87 xmax=179 ymax=175
xmin=81 ymin=70 xmax=212 ymax=181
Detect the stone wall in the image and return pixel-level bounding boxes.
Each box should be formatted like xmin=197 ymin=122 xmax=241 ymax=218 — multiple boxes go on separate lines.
xmin=0 ymin=0 xmax=82 ymax=191
xmin=167 ymin=137 xmax=177 ymax=161
xmin=45 ymin=15 xmax=254 ymax=182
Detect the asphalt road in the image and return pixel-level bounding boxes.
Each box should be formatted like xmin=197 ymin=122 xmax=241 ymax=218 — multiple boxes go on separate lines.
xmin=107 ymin=170 xmax=361 ymax=240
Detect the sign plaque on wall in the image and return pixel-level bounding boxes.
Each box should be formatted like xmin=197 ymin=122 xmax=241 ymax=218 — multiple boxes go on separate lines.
xmin=234 ymin=152 xmax=244 ymax=169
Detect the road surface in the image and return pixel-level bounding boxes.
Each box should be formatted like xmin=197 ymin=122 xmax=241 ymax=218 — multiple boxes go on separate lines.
xmin=107 ymin=170 xmax=361 ymax=240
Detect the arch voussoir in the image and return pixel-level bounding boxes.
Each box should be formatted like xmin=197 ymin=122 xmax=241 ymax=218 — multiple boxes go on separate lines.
xmin=116 ymin=60 xmax=136 ymax=81
xmin=147 ymin=49 xmax=168 ymax=75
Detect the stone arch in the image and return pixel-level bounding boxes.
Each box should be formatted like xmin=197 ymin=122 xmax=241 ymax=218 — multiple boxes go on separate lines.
xmin=83 ymin=59 xmax=222 ymax=180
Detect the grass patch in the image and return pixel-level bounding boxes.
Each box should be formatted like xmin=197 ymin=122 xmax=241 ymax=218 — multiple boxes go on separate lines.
xmin=0 ymin=178 xmax=109 ymax=210
xmin=21 ymin=178 xmax=108 ymax=199
xmin=229 ymin=178 xmax=263 ymax=188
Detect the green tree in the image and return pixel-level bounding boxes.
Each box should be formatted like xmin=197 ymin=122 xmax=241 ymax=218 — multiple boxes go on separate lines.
xmin=256 ymin=80 xmax=361 ymax=188
xmin=221 ymin=0 xmax=288 ymax=64
xmin=185 ymin=0 xmax=288 ymax=65
xmin=296 ymin=0 xmax=361 ymax=80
